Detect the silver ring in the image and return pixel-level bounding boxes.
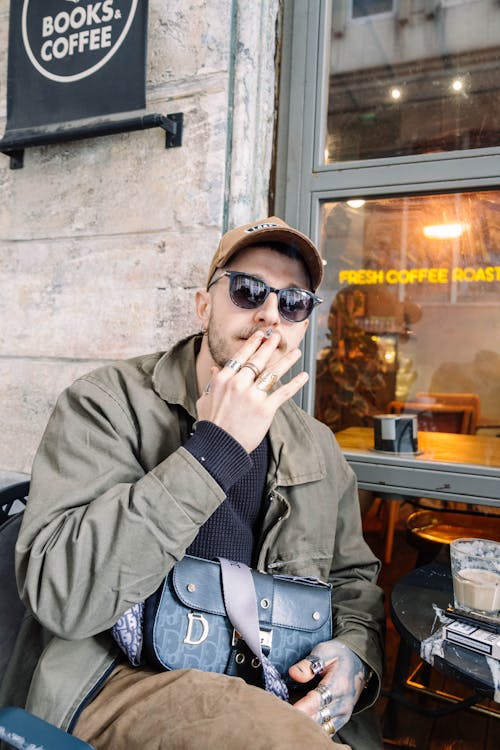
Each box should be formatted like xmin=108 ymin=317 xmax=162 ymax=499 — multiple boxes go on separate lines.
xmin=240 ymin=361 xmax=261 ymax=379
xmin=306 ymin=654 xmax=324 ymax=676
xmin=315 ymin=684 xmax=333 ymax=708
xmin=319 ymin=707 xmax=331 ymax=724
xmin=322 ymin=718 xmax=336 ymax=736
xmin=255 ymin=371 xmax=279 ymax=393
xmin=224 ymin=359 xmax=242 ymax=373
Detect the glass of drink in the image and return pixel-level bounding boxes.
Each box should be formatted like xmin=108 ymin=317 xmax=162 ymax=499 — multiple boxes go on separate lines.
xmin=450 ymin=538 xmax=500 ymax=616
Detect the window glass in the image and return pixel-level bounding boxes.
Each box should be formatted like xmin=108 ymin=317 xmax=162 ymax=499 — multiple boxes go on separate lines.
xmin=326 ymin=0 xmax=500 ymax=162
xmin=314 ymin=191 xmax=500 ymax=435
xmin=352 ymin=0 xmax=394 ymax=19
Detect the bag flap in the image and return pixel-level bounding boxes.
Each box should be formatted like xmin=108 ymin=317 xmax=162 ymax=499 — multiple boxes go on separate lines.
xmin=171 ymin=556 xmax=331 ymax=633
xmin=272 ymin=576 xmax=331 ymax=631
xmin=173 ymin=555 xmax=226 ymax=615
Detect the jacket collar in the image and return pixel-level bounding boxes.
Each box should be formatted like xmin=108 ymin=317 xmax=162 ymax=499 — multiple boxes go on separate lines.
xmin=151 ymin=334 xmax=327 ymax=487
xmin=151 ymin=334 xmax=201 ymax=419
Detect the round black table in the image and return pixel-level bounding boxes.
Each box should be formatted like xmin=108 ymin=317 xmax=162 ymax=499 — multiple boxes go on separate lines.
xmin=390 ymin=561 xmax=498 ymax=695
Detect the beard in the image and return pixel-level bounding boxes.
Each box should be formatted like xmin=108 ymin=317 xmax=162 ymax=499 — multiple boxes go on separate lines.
xmin=206 ymin=321 xmax=234 ymax=369
xmin=206 ymin=312 xmax=287 ymax=368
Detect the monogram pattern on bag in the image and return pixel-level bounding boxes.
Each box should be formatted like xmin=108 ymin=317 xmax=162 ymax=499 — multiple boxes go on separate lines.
xmin=153 ymin=606 xmax=234 ymax=673
xmin=111 ymin=601 xmax=144 ymax=666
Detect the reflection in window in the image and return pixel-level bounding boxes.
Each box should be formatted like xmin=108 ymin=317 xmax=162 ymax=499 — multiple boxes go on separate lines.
xmin=326 ymin=0 xmax=500 ymax=162
xmin=314 ymin=191 xmax=500 ymax=433
xmin=352 ymin=0 xmax=394 ymax=19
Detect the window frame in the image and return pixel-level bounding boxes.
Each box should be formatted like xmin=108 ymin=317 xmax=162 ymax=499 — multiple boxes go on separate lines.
xmin=274 ymin=0 xmax=500 ymax=413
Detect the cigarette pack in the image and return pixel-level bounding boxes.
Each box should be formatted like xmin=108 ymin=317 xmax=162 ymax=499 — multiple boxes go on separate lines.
xmin=443 ymin=617 xmax=500 ymax=659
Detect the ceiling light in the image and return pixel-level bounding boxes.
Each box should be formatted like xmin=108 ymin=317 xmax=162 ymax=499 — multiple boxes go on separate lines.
xmin=423 ymin=223 xmax=465 ymax=239
xmin=451 ymin=79 xmax=463 ymax=92
xmin=347 ymin=199 xmax=365 ymax=209
xmin=390 ymin=87 xmax=401 ymax=100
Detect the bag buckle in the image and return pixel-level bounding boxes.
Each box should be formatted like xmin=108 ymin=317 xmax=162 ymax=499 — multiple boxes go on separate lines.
xmin=232 ymin=628 xmax=273 ymax=653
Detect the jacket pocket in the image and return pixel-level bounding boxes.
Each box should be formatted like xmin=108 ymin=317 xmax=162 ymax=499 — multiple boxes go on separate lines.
xmin=267 ymin=554 xmax=332 ymax=582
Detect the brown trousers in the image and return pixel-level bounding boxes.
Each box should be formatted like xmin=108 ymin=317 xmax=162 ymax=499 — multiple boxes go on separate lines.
xmin=74 ymin=664 xmax=351 ymax=749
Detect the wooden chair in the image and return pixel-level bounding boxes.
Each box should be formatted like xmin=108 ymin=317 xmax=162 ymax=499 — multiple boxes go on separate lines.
xmin=415 ymin=392 xmax=480 ymax=433
xmin=376 ymin=401 xmax=476 ymax=563
xmin=387 ymin=401 xmax=476 ymax=435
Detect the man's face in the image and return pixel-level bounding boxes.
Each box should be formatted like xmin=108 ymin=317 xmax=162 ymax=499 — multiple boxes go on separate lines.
xmin=202 ymin=245 xmax=311 ymax=368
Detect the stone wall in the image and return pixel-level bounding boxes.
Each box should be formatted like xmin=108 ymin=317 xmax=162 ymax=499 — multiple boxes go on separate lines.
xmin=0 ymin=0 xmax=280 ymax=472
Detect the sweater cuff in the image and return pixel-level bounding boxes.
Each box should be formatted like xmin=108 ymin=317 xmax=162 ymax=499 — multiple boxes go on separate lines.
xmin=184 ymin=421 xmax=252 ymax=494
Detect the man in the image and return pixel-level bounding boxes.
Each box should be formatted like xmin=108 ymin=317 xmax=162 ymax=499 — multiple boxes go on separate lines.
xmin=3 ymin=217 xmax=384 ymax=749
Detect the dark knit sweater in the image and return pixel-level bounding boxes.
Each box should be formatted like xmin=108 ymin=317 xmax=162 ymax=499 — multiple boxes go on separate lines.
xmin=184 ymin=420 xmax=268 ymax=566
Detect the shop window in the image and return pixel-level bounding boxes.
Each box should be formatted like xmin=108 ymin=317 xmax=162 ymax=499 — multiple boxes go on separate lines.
xmin=325 ymin=0 xmax=500 ymax=162
xmin=314 ymin=191 xmax=500 ymax=433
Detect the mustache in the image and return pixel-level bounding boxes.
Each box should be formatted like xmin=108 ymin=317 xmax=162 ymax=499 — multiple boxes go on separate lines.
xmin=239 ymin=326 xmax=287 ymax=352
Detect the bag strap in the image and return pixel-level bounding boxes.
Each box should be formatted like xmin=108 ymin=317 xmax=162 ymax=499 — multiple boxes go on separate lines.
xmin=218 ymin=558 xmax=289 ymax=701
xmin=218 ymin=558 xmax=263 ymax=658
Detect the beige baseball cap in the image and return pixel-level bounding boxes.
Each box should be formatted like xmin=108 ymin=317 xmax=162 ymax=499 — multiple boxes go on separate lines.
xmin=207 ymin=216 xmax=324 ymax=291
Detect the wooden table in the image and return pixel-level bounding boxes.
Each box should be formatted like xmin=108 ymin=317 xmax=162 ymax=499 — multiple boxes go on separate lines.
xmin=335 ymin=427 xmax=500 ymax=508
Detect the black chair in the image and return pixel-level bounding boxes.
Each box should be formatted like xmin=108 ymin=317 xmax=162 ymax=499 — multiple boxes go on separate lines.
xmin=0 ymin=481 xmax=94 ymax=749
xmin=0 ymin=513 xmax=25 ymax=684
xmin=0 ymin=480 xmax=29 ymax=525
xmin=0 ymin=481 xmax=29 ymax=681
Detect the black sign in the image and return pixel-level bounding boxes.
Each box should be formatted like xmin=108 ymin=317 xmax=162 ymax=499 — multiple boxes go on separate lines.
xmin=5 ymin=0 xmax=148 ymax=131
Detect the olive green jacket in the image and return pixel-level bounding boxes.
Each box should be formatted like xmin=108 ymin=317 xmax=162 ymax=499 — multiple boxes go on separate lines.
xmin=1 ymin=335 xmax=384 ymax=745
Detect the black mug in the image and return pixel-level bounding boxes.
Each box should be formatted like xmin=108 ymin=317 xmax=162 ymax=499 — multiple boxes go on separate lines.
xmin=373 ymin=414 xmax=418 ymax=453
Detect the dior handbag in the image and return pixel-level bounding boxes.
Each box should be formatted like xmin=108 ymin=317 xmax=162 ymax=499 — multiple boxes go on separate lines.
xmin=143 ymin=555 xmax=332 ymax=698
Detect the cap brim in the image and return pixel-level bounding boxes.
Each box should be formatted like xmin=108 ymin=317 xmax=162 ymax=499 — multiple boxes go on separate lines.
xmin=218 ymin=227 xmax=323 ymax=290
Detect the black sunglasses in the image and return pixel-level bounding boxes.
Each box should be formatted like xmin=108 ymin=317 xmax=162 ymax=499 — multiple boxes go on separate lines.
xmin=207 ymin=271 xmax=322 ymax=323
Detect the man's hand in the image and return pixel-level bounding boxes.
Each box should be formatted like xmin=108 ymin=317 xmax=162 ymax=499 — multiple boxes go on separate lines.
xmin=196 ymin=330 xmax=308 ymax=453
xmin=288 ymin=640 xmax=368 ymax=737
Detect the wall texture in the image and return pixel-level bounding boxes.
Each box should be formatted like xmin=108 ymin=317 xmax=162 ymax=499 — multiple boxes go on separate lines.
xmin=0 ymin=0 xmax=281 ymax=472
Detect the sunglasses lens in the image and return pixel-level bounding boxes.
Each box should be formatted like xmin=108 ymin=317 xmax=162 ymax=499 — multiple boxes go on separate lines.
xmin=227 ymin=272 xmax=316 ymax=322
xmin=279 ymin=289 xmax=314 ymax=322
xmin=230 ymin=274 xmax=268 ymax=309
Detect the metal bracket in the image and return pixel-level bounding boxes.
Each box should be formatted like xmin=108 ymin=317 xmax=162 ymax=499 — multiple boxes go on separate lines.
xmin=0 ymin=112 xmax=184 ymax=169
xmin=162 ymin=112 xmax=183 ymax=149
xmin=4 ymin=149 xmax=24 ymax=170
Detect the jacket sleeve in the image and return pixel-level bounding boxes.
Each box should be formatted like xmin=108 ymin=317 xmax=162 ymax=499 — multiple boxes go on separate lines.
xmin=326 ymin=429 xmax=385 ymax=711
xmin=15 ymin=376 xmax=227 ymax=640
